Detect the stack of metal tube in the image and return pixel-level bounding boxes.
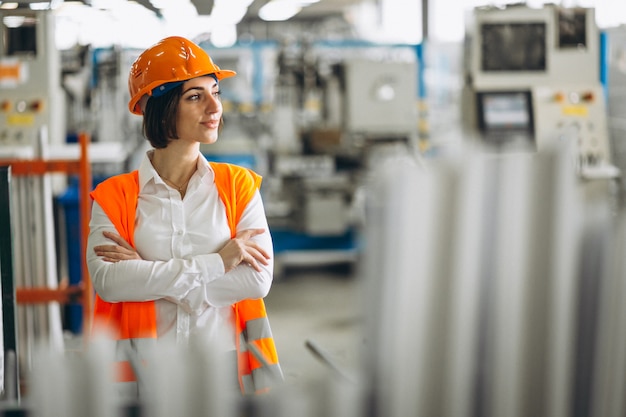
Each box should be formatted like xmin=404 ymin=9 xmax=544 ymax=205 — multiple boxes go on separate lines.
xmin=9 ymin=128 xmax=64 ymax=386
xmin=22 ymin=335 xmax=365 ymax=417
xmin=360 ymin=143 xmax=626 ymax=417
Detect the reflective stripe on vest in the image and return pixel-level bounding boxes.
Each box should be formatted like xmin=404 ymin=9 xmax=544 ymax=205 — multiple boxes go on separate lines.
xmin=236 ymin=315 xmax=283 ymax=394
xmin=114 ymin=338 xmax=156 ymax=381
xmin=90 ymin=162 xmax=282 ymax=395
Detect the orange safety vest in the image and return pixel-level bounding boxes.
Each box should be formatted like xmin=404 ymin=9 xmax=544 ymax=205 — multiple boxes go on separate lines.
xmin=89 ymin=162 xmax=282 ymax=395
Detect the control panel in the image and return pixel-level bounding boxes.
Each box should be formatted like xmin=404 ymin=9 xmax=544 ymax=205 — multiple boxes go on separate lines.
xmin=532 ymin=84 xmax=612 ymax=170
xmin=0 ymin=10 xmax=63 ymax=158
xmin=0 ymin=94 xmax=48 ymax=155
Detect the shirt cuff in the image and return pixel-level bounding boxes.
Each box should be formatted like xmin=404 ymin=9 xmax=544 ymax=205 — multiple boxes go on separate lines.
xmin=195 ymin=253 xmax=226 ymax=283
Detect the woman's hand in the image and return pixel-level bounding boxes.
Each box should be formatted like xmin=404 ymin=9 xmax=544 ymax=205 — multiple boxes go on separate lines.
xmin=94 ymin=231 xmax=142 ymax=263
xmin=219 ymin=228 xmax=270 ymax=273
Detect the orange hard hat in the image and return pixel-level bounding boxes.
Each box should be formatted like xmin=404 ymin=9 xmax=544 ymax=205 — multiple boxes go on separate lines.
xmin=128 ymin=36 xmax=236 ymax=115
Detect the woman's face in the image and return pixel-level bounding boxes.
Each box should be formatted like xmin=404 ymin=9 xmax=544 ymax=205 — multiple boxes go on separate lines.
xmin=175 ymin=75 xmax=222 ymax=145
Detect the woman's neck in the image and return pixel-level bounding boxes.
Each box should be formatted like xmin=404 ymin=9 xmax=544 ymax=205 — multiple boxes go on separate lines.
xmin=150 ymin=146 xmax=199 ymax=186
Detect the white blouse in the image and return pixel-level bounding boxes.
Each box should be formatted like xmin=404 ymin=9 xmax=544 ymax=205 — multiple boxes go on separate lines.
xmin=86 ymin=151 xmax=274 ymax=351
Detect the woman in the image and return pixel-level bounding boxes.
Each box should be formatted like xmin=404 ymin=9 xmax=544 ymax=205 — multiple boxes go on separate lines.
xmin=86 ymin=36 xmax=281 ymax=398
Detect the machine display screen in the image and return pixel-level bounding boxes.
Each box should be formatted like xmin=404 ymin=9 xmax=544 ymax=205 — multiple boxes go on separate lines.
xmin=480 ymin=22 xmax=546 ymax=72
xmin=2 ymin=15 xmax=38 ymax=57
xmin=558 ymin=7 xmax=587 ymax=48
xmin=477 ymin=91 xmax=533 ymax=132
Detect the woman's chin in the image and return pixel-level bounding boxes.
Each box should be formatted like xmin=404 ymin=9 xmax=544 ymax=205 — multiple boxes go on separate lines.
xmin=200 ymin=136 xmax=219 ymax=145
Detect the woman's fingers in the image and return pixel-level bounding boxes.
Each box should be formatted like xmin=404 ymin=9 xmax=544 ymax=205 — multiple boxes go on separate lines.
xmin=242 ymin=247 xmax=271 ymax=272
xmin=242 ymin=239 xmax=270 ymax=261
xmin=94 ymin=231 xmax=141 ymax=262
xmin=99 ymin=256 xmax=121 ymax=263
xmin=235 ymin=228 xmax=265 ymax=241
xmin=93 ymin=245 xmax=134 ymax=261
xmin=219 ymin=230 xmax=271 ymax=272
xmin=103 ymin=231 xmax=134 ymax=250
xmin=242 ymin=248 xmax=270 ymax=272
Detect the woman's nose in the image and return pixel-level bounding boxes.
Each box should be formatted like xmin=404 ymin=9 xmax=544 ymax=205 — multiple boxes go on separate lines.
xmin=206 ymin=94 xmax=221 ymax=113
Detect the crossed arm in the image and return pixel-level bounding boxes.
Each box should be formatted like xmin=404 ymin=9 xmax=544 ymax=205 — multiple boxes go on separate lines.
xmin=86 ymin=197 xmax=274 ymax=313
xmin=95 ymin=228 xmax=270 ymax=272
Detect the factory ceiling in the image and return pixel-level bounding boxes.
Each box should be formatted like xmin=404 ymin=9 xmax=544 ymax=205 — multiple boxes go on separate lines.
xmin=2 ymin=0 xmax=367 ymax=21
xmin=245 ymin=0 xmax=365 ymax=20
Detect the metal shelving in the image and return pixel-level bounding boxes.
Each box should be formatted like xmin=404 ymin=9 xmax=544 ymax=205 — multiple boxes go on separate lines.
xmin=0 ymin=132 xmax=93 ymax=400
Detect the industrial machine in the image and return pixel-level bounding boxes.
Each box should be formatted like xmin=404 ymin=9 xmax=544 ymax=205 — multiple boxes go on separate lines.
xmin=603 ymin=25 xmax=626 ymax=192
xmin=341 ymin=58 xmax=419 ymax=140
xmin=0 ymin=9 xmax=64 ymax=157
xmin=0 ymin=7 xmax=66 ymax=391
xmin=203 ymin=40 xmax=421 ymax=275
xmin=268 ymin=42 xmax=420 ymax=274
xmin=462 ymin=4 xmax=617 ymax=180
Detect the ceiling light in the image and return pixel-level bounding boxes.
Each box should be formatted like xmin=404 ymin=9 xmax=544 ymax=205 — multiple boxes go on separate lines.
xmin=259 ymin=0 xmax=302 ymax=21
xmin=0 ymin=2 xmax=19 ymax=9
xmin=29 ymin=2 xmax=49 ymax=10
xmin=2 ymin=15 xmax=25 ymax=27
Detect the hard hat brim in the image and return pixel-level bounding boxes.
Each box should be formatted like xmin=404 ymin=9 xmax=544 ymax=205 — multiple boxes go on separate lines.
xmin=129 ymin=69 xmax=237 ymax=115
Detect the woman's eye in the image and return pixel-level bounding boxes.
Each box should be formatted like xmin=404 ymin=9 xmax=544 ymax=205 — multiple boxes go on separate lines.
xmin=213 ymin=90 xmax=222 ymax=98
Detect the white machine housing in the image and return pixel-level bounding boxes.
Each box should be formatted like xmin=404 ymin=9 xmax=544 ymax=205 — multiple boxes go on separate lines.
xmin=0 ymin=10 xmax=64 ymax=158
xmin=343 ymin=59 xmax=418 ymax=137
xmin=603 ymin=26 xmax=626 ymax=185
xmin=464 ymin=5 xmax=613 ymax=172
xmin=469 ymin=5 xmax=599 ymax=90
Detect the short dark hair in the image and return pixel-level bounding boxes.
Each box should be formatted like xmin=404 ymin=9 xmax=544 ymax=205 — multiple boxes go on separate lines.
xmin=142 ymin=85 xmax=183 ymax=149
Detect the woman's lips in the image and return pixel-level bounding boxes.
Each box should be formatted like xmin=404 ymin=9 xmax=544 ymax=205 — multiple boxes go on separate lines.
xmin=202 ymin=120 xmax=220 ymax=129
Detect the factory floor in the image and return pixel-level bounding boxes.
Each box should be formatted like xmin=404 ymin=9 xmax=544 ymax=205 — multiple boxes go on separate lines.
xmin=264 ymin=264 xmax=364 ymax=390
